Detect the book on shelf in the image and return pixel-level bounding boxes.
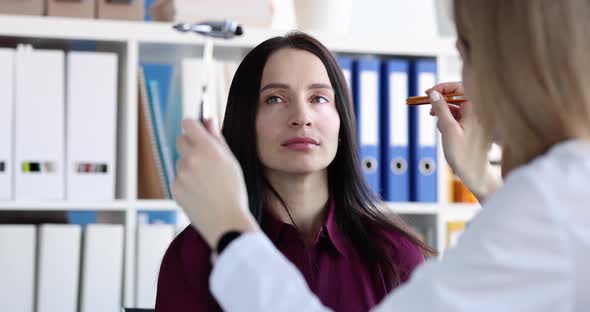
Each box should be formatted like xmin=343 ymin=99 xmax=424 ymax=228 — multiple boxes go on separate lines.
xmin=138 ymin=67 xmax=171 ymax=199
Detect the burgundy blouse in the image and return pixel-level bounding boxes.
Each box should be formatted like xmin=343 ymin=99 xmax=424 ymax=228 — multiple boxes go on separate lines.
xmin=155 ymin=199 xmax=424 ymax=311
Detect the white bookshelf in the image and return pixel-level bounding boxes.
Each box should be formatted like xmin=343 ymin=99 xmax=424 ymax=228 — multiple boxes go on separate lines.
xmin=0 ymin=200 xmax=129 ymax=211
xmin=0 ymin=15 xmax=458 ymax=55
xmin=136 ymin=199 xmax=480 ymax=215
xmin=0 ymin=14 xmax=477 ymax=307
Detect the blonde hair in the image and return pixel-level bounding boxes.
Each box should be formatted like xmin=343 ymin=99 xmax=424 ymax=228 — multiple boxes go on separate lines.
xmin=453 ymin=0 xmax=590 ymax=171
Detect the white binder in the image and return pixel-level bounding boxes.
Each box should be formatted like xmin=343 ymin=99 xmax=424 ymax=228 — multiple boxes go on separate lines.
xmin=36 ymin=224 xmax=81 ymax=312
xmin=14 ymin=46 xmax=65 ymax=200
xmin=79 ymin=224 xmax=124 ymax=312
xmin=181 ymin=58 xmax=211 ymax=120
xmin=0 ymin=48 xmax=15 ymax=200
xmin=66 ymin=51 xmax=118 ymax=200
xmin=0 ymin=225 xmax=36 ymax=312
xmin=215 ymin=61 xmax=239 ymax=127
xmin=166 ymin=58 xmax=213 ymax=164
xmin=135 ymin=224 xmax=175 ymax=308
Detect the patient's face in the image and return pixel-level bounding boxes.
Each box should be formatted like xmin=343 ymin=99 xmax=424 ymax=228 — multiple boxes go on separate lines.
xmin=256 ymin=48 xmax=340 ymax=175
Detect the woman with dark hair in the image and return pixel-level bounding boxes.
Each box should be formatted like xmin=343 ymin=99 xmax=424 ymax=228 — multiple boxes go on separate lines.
xmin=156 ymin=32 xmax=434 ymax=311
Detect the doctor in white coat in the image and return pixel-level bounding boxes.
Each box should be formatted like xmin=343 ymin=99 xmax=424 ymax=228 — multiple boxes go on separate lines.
xmin=171 ymin=0 xmax=590 ymax=311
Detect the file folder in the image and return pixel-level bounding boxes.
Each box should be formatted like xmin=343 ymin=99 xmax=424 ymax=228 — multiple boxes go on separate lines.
xmin=142 ymin=63 xmax=174 ymax=119
xmin=0 ymin=48 xmax=14 ymax=200
xmin=36 ymin=224 xmax=82 ymax=312
xmin=0 ymin=225 xmax=36 ymax=312
xmin=67 ymin=211 xmax=98 ymax=226
xmin=381 ymin=59 xmax=410 ymax=202
xmin=138 ymin=70 xmax=169 ymax=199
xmin=137 ymin=210 xmax=177 ymax=225
xmin=47 ymin=0 xmax=95 ymax=18
xmin=212 ymin=61 xmax=239 ymax=126
xmin=136 ymin=224 xmax=175 ymax=309
xmin=166 ymin=58 xmax=211 ymax=164
xmin=409 ymin=59 xmax=438 ymax=202
xmin=353 ymin=58 xmax=381 ymax=195
xmin=143 ymin=67 xmax=174 ymax=197
xmin=337 ymin=56 xmax=353 ymax=90
xmin=66 ymin=51 xmax=118 ymax=200
xmin=79 ymin=224 xmax=124 ymax=312
xmin=97 ymin=0 xmax=144 ymax=21
xmin=144 ymin=0 xmax=157 ymax=20
xmin=165 ymin=59 xmax=236 ymax=162
xmin=14 ymin=46 xmax=65 ymax=200
xmin=0 ymin=0 xmax=44 ymax=15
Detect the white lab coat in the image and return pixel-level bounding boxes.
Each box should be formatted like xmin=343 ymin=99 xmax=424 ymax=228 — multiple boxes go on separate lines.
xmin=210 ymin=140 xmax=590 ymax=312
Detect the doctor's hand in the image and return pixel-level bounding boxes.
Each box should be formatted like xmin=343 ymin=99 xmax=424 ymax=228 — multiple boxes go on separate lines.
xmin=427 ymin=82 xmax=502 ymax=202
xmin=172 ymin=118 xmax=259 ymax=249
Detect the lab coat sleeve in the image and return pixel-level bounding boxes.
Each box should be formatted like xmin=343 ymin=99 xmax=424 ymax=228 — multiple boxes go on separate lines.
xmin=210 ymin=231 xmax=333 ymax=312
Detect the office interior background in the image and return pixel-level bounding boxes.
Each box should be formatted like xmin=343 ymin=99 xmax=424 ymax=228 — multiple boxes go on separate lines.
xmin=0 ymin=0 xmax=501 ymax=311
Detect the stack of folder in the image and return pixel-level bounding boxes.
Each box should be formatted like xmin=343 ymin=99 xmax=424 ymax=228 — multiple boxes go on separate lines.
xmin=0 ymin=221 xmax=176 ymax=311
xmin=337 ymin=56 xmax=439 ymax=203
xmin=1 ymin=45 xmax=118 ymax=201
xmin=0 ymin=224 xmax=125 ymax=312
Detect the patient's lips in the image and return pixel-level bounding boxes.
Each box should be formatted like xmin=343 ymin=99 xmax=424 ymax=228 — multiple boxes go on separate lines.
xmin=282 ymin=136 xmax=320 ymax=151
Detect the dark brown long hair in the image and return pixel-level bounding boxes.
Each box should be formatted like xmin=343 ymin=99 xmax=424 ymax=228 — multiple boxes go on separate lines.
xmin=221 ymin=32 xmax=436 ymax=287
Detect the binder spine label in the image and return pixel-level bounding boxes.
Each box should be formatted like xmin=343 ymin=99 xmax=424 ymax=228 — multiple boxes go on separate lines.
xmin=21 ymin=161 xmax=56 ymax=173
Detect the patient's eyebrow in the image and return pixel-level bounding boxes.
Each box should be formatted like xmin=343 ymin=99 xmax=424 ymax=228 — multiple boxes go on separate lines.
xmin=260 ymin=83 xmax=289 ymax=93
xmin=308 ymin=83 xmax=333 ymax=92
xmin=260 ymin=83 xmax=334 ymax=93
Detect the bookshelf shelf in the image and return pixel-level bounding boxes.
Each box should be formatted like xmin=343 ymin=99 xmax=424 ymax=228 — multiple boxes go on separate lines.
xmin=131 ymin=200 xmax=480 ymax=216
xmin=0 ymin=200 xmax=129 ymax=211
xmin=385 ymin=202 xmax=438 ymax=215
xmin=385 ymin=202 xmax=480 ymax=216
xmin=0 ymin=15 xmax=457 ymax=56
xmin=134 ymin=199 xmax=179 ymax=211
xmin=441 ymin=203 xmax=481 ymax=220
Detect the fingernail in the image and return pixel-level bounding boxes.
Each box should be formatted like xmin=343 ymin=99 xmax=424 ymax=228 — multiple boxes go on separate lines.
xmin=429 ymin=90 xmax=441 ymax=102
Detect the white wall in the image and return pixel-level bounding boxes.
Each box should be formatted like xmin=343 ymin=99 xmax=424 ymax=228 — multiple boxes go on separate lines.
xmin=350 ymin=0 xmax=434 ymax=36
xmin=272 ymin=0 xmax=455 ymax=37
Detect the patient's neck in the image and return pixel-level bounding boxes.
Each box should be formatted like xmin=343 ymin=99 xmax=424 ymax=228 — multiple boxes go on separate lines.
xmin=265 ymin=169 xmax=329 ymax=245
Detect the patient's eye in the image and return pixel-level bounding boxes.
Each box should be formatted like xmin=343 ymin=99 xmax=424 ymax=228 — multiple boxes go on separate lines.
xmin=265 ymin=96 xmax=285 ymax=104
xmin=310 ymin=95 xmax=329 ymax=104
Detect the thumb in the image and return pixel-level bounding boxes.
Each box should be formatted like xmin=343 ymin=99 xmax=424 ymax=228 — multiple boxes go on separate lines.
xmin=203 ymin=118 xmax=222 ymax=141
xmin=429 ymin=90 xmax=457 ymax=132
xmin=203 ymin=118 xmax=231 ymax=150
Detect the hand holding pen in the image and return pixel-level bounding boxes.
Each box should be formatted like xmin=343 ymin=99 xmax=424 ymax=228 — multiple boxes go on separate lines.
xmin=421 ymin=82 xmax=501 ymax=202
xmin=406 ymin=92 xmax=467 ymax=106
xmin=173 ymin=118 xmax=258 ymax=248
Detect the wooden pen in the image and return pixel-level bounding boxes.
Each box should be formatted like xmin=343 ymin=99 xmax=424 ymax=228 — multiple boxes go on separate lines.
xmin=406 ymin=93 xmax=467 ymax=106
